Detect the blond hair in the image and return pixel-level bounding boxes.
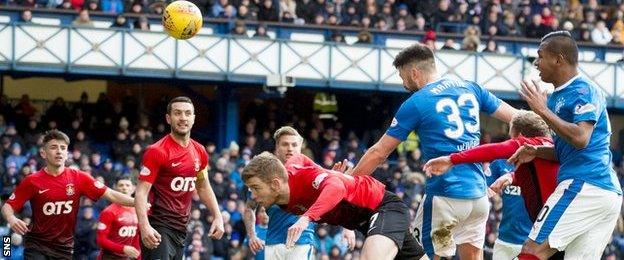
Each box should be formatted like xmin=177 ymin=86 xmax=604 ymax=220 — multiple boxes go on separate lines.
xmin=511 ymin=111 xmax=550 ymax=137
xmin=242 ymin=152 xmax=287 ymax=184
xmin=273 ymin=126 xmax=303 ymax=143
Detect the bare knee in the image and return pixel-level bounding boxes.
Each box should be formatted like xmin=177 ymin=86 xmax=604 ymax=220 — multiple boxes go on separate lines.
xmin=522 ymin=240 xmax=540 ymax=254
xmin=457 ymin=243 xmax=482 ymax=260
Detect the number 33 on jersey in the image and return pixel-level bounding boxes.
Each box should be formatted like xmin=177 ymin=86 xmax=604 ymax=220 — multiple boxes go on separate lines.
xmin=387 ymin=77 xmax=503 ymax=199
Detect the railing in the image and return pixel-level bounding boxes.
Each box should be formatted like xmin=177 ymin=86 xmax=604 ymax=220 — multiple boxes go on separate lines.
xmin=0 ymin=22 xmax=622 ymax=108
xmin=1 ymin=6 xmax=623 ymax=59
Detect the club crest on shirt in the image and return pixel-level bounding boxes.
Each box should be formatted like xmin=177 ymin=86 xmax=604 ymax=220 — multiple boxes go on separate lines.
xmin=390 ymin=117 xmax=398 ymax=127
xmin=97 ymin=223 xmax=107 ymax=230
xmin=94 ymin=180 xmax=105 ymax=189
xmin=312 ymin=173 xmax=328 ymax=189
xmin=140 ymin=166 xmax=151 ymax=176
xmin=194 ymin=158 xmax=200 ymax=172
xmin=66 ymin=184 xmax=75 ymax=196
xmin=555 ymin=97 xmax=565 ymax=114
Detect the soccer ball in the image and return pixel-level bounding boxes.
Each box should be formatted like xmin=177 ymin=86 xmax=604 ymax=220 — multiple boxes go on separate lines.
xmin=162 ymin=1 xmax=203 ymax=40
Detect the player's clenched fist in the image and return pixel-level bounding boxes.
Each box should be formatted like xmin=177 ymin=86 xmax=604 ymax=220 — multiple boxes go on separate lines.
xmin=286 ymin=216 xmax=310 ymax=248
xmin=140 ymin=224 xmax=161 ymax=249
xmin=208 ymin=214 xmax=225 ymax=239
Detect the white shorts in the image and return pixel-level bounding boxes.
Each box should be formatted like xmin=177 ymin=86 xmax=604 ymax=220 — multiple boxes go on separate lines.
xmin=528 ymin=179 xmax=621 ymax=259
xmin=411 ymin=194 xmax=490 ymax=258
xmin=493 ymin=239 xmax=522 ymax=260
xmin=264 ymin=244 xmax=314 ymax=260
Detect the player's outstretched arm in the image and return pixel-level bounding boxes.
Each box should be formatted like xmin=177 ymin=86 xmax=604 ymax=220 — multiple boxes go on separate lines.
xmin=2 ymin=204 xmax=28 ymax=235
xmin=538 ymin=108 xmax=594 ymax=149
xmin=491 ymin=101 xmax=518 ymax=124
xmin=135 ymin=181 xmax=161 ymax=249
xmin=196 ymin=172 xmax=225 ymax=239
xmin=351 ymin=134 xmax=401 ymax=176
xmin=101 ymin=188 xmax=134 ymax=206
xmin=520 ymin=79 xmax=594 ymax=149
xmin=243 ymin=200 xmax=264 ymax=254
xmin=507 ymin=144 xmax=557 ymax=168
xmin=534 ymin=145 xmax=557 ymax=161
xmin=428 ymin=139 xmax=531 ymax=176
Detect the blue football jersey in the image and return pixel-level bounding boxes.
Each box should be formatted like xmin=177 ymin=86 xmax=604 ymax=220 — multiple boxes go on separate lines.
xmin=266 ymin=205 xmax=317 ymax=246
xmin=487 ymin=159 xmax=532 ymax=245
xmin=547 ymin=76 xmax=622 ymax=195
xmin=387 ymin=77 xmax=502 ymax=198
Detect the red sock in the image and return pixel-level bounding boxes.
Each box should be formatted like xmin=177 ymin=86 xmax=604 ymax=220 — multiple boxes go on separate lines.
xmin=517 ymin=253 xmax=540 ymax=260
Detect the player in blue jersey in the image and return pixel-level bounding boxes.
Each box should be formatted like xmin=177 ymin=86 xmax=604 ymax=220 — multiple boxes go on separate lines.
xmin=488 ymin=159 xmax=533 ymax=259
xmin=510 ymin=31 xmax=623 ymax=260
xmin=350 ymin=43 xmax=517 ymax=259
xmin=243 ymin=126 xmax=355 ymax=259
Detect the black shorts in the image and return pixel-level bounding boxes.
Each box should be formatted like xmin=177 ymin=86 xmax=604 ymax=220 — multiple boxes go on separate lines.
xmin=24 ymin=247 xmax=70 ymax=260
xmin=100 ymin=251 xmax=132 ymax=260
xmin=140 ymin=226 xmax=187 ymax=260
xmin=359 ymin=191 xmax=425 ymax=260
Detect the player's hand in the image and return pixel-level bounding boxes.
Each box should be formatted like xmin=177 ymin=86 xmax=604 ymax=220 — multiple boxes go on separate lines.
xmin=248 ymin=236 xmax=265 ymax=255
xmin=140 ymin=224 xmax=161 ymax=249
xmin=122 ymin=245 xmax=140 ymax=258
xmin=508 ymin=144 xmax=537 ymax=168
xmin=519 ymin=79 xmax=549 ymax=116
xmin=286 ymin=216 xmax=310 ymax=248
xmin=490 ymin=173 xmax=514 ymax=194
xmin=342 ymin=229 xmax=356 ymax=251
xmin=486 ymin=188 xmax=497 ymax=198
xmin=7 ymin=215 xmax=28 ymax=235
xmin=423 ymin=156 xmax=453 ymax=177
xmin=208 ymin=213 xmax=225 ymax=239
xmin=332 ymin=159 xmax=353 ymax=173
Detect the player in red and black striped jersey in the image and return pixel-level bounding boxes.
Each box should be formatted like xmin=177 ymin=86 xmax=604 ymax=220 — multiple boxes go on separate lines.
xmin=1 ymin=130 xmax=136 ymax=260
xmin=136 ymin=97 xmax=224 ymax=260
xmin=424 ymin=111 xmax=559 ymax=222
xmin=97 ymin=176 xmax=141 ymax=260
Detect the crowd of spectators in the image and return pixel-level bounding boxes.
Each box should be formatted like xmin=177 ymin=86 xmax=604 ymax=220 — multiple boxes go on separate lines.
xmin=3 ymin=0 xmax=624 ymax=47
xmin=1 ymin=92 xmax=624 ymax=259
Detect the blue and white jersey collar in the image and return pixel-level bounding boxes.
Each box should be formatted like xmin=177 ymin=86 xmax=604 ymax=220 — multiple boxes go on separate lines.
xmin=553 ymin=74 xmax=581 ymax=92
